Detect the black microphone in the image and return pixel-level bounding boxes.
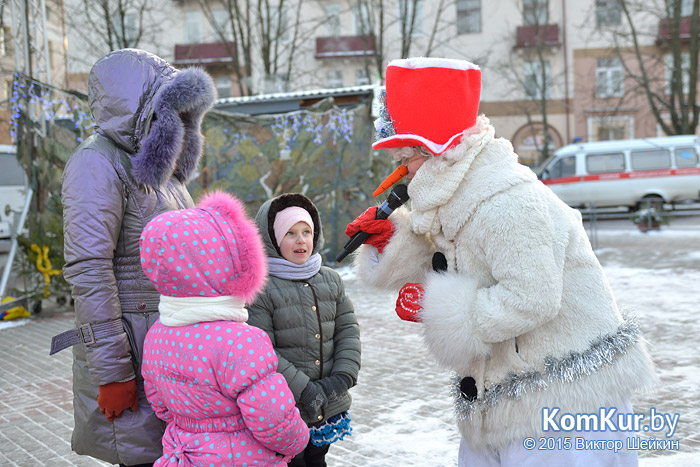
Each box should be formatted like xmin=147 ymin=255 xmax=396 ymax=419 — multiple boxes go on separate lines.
xmin=336 ymin=184 xmax=410 ymax=263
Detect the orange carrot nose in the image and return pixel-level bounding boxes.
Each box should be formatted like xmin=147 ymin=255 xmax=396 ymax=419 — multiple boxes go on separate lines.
xmin=373 ymin=165 xmax=409 ymax=197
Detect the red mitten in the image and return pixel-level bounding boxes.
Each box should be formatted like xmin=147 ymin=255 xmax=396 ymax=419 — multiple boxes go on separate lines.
xmin=396 ymin=283 xmax=425 ymax=322
xmin=345 ymin=207 xmax=395 ymax=253
xmin=98 ymin=379 xmax=138 ymax=422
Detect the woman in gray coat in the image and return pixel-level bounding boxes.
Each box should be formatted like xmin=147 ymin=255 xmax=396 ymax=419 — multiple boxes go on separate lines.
xmin=53 ymin=49 xmax=215 ymax=466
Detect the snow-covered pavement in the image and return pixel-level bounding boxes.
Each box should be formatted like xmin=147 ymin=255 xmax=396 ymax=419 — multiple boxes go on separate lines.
xmin=0 ymin=226 xmax=698 ymax=466
xmin=325 ymin=227 xmax=700 ymax=466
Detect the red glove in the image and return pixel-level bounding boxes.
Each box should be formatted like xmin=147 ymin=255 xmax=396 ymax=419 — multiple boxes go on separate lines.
xmin=396 ymin=283 xmax=424 ymax=322
xmin=345 ymin=207 xmax=395 ymax=253
xmin=98 ymin=379 xmax=138 ymax=422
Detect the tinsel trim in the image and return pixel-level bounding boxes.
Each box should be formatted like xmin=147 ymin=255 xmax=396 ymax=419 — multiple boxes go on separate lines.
xmin=373 ymin=91 xmax=396 ymax=142
xmin=309 ymin=411 xmax=352 ymax=446
xmin=451 ymin=314 xmax=642 ymax=420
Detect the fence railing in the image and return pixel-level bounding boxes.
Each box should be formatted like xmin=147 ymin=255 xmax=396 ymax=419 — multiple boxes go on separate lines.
xmin=578 ymin=198 xmax=700 ymax=250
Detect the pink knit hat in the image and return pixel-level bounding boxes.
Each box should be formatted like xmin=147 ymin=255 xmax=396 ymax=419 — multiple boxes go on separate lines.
xmin=139 ymin=191 xmax=267 ymax=302
xmin=273 ymin=206 xmax=314 ymax=247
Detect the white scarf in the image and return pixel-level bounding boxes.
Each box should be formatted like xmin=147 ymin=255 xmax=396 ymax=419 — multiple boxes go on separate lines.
xmin=158 ymin=295 xmax=248 ymax=326
xmin=408 ymin=116 xmax=495 ymax=235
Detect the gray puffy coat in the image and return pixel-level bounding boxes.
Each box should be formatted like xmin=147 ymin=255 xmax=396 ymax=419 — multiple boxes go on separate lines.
xmin=60 ymin=49 xmax=215 ymax=465
xmin=247 ymin=194 xmax=361 ymax=425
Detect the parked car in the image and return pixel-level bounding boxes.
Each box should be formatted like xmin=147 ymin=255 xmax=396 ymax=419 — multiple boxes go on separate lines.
xmin=0 ymin=146 xmax=27 ymax=240
xmin=537 ymin=135 xmax=700 ymax=209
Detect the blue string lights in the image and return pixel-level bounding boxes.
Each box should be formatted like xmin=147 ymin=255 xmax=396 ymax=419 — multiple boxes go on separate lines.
xmin=10 ymin=73 xmax=95 ymax=144
xmin=10 ymin=72 xmax=355 ymax=154
xmin=274 ymin=107 xmax=354 ymax=150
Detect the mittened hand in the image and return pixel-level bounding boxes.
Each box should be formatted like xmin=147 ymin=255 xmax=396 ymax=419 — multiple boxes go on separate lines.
xmin=299 ymin=381 xmax=328 ymax=418
xmin=317 ymin=374 xmax=352 ymax=403
xmin=345 ymin=207 xmax=395 ymax=253
xmin=432 ymin=252 xmax=448 ymax=273
xmin=396 ymin=282 xmax=425 ymax=322
xmin=97 ymin=379 xmax=138 ymax=422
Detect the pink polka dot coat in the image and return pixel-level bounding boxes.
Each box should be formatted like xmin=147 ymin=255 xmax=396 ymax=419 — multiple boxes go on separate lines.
xmin=142 ymin=320 xmax=310 ymax=466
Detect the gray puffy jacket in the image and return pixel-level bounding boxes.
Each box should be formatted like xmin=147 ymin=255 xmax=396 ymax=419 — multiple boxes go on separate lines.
xmin=60 ymin=49 xmax=215 ymax=465
xmin=247 ymin=194 xmax=361 ymax=426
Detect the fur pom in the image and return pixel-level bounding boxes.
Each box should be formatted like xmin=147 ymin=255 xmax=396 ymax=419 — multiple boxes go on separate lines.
xmin=421 ymin=271 xmax=491 ymax=370
xmin=199 ymin=191 xmax=267 ymax=303
xmin=198 ymin=190 xmax=249 ymax=223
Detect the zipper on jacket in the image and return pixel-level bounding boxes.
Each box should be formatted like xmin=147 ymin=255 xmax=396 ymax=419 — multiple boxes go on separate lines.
xmin=121 ymin=182 xmax=129 ymax=256
xmin=306 ymin=281 xmax=323 ymax=379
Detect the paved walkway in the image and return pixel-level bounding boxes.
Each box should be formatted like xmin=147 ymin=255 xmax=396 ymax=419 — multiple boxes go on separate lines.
xmin=1 ymin=224 xmax=699 ymax=466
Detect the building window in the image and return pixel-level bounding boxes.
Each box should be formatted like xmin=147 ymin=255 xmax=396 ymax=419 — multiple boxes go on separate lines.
xmin=524 ymin=60 xmax=550 ymax=99
xmin=587 ymin=116 xmax=633 ymax=141
xmin=596 ymin=0 xmax=621 ymax=27
xmin=111 ymin=12 xmax=137 ymax=44
xmin=597 ymin=126 xmax=624 ymax=141
xmin=0 ymin=27 xmax=9 ymax=56
xmin=399 ymin=0 xmax=424 ymax=36
xmin=3 ymin=80 xmax=13 ymax=102
xmin=184 ymin=10 xmax=201 ymax=44
xmin=595 ymin=57 xmax=623 ymax=98
xmin=523 ymin=0 xmax=548 ymax=26
xmin=356 ymin=69 xmax=370 ymax=85
xmin=670 ymin=0 xmax=694 ymax=17
xmin=123 ymin=13 xmax=137 ymax=42
xmin=354 ymin=2 xmax=371 ymax=35
xmin=215 ymin=76 xmax=231 ymax=98
xmin=328 ymin=70 xmax=343 ymax=88
xmin=210 ymin=8 xmax=231 ymax=39
xmin=272 ymin=6 xmax=290 ymax=43
xmin=325 ymin=4 xmax=341 ymax=36
xmin=666 ymin=53 xmax=691 ymax=95
xmin=457 ymin=0 xmax=481 ymax=34
xmin=263 ymin=74 xmax=288 ymax=93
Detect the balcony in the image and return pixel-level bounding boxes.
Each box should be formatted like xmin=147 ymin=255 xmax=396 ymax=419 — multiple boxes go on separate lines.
xmin=514 ymin=24 xmax=560 ymax=49
xmin=657 ymin=16 xmax=700 ymax=44
xmin=315 ymin=35 xmax=374 ymax=59
xmin=173 ymin=41 xmax=235 ymax=66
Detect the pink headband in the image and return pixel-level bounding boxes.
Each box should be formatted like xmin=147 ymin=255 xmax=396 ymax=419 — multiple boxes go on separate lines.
xmin=273 ymin=207 xmax=314 ymax=247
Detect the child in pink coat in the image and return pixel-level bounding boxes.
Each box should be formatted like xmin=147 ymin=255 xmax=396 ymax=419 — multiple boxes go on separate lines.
xmin=140 ymin=191 xmax=310 ymax=466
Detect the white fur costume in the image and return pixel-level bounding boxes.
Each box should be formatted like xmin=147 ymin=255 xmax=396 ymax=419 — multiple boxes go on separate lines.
xmin=356 ymin=117 xmax=656 ymax=455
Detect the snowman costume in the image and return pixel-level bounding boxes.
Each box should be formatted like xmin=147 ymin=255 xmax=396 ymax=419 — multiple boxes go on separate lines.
xmin=354 ymin=58 xmax=656 ymax=466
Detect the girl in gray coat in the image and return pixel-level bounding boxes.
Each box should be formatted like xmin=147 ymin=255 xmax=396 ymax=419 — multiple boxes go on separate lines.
xmin=247 ymin=193 xmax=361 ymax=467
xmin=54 ymin=49 xmax=215 ymax=466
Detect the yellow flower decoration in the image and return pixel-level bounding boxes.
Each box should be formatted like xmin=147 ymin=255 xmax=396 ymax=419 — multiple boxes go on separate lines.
xmin=30 ymin=244 xmax=62 ymax=298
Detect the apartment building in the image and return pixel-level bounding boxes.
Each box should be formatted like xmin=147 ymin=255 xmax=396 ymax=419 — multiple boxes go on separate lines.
xmin=58 ymin=0 xmax=698 ymax=167
xmin=160 ymin=0 xmax=698 ymax=167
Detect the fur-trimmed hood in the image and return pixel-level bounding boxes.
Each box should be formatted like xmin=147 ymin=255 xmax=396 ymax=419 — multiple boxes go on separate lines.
xmin=254 ymin=193 xmax=324 ymax=259
xmin=88 ymin=48 xmax=216 ymax=187
xmin=140 ymin=191 xmax=267 ymax=303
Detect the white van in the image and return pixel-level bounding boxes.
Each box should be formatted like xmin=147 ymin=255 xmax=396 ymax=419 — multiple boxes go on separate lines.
xmin=0 ymin=145 xmax=27 ymax=240
xmin=537 ymin=135 xmax=700 ymax=209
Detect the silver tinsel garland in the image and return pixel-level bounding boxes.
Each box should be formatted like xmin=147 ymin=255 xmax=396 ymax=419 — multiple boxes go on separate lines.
xmin=373 ymin=91 xmax=396 ymax=141
xmin=450 ymin=314 xmax=642 ymax=420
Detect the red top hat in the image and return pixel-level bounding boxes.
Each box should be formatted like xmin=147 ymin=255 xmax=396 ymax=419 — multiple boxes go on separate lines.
xmin=373 ymin=58 xmax=482 ymax=155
